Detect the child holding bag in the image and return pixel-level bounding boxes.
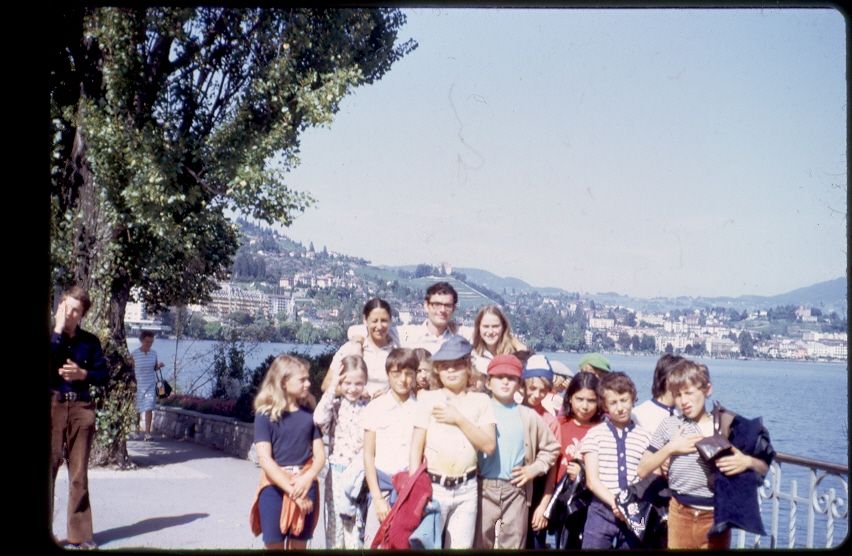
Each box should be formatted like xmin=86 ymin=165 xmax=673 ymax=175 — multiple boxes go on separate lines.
xmin=637 ymin=359 xmax=770 ymax=549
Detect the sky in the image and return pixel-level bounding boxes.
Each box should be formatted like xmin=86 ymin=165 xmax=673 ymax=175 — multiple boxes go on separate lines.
xmin=277 ymin=7 xmax=847 ymax=299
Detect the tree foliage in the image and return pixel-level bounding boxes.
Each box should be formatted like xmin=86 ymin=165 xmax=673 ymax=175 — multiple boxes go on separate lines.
xmin=51 ymin=7 xmax=415 ymax=327
xmin=49 ymin=7 xmax=415 ymax=463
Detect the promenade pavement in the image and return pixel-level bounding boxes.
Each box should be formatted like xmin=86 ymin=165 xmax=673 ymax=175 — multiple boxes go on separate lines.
xmin=50 ymin=435 xmax=329 ymax=550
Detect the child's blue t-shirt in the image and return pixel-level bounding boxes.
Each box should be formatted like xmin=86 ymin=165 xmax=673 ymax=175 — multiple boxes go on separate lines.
xmin=254 ymin=407 xmax=321 ymax=467
xmin=478 ymin=399 xmax=525 ymax=479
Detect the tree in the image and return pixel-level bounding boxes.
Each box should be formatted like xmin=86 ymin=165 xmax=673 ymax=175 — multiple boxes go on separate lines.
xmin=640 ymin=334 xmax=656 ymax=352
xmin=49 ymin=7 xmax=415 ymax=464
xmin=414 ymin=264 xmax=435 ymax=278
xmin=738 ymin=331 xmax=755 ymax=358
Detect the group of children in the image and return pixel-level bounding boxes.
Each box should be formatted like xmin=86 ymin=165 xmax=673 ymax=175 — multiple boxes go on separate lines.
xmin=250 ymin=339 xmax=774 ymax=550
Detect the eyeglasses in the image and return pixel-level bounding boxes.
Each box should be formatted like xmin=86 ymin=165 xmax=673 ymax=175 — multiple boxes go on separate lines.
xmin=428 ymin=301 xmax=455 ymax=310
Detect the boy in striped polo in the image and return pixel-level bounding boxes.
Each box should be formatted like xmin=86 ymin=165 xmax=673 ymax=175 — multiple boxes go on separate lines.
xmin=580 ymin=372 xmax=651 ymax=549
xmin=636 ymin=359 xmax=768 ymax=549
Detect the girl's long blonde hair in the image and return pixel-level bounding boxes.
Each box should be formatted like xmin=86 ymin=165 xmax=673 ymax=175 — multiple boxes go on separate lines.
xmin=253 ymin=354 xmax=310 ymax=422
xmin=471 ymin=305 xmax=525 ymax=356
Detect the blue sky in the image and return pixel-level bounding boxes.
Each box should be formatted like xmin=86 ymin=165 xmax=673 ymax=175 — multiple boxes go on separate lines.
xmin=278 ymin=7 xmax=846 ymax=299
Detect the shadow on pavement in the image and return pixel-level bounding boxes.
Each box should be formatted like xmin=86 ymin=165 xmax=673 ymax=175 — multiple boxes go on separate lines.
xmin=128 ymin=439 xmax=232 ymax=466
xmin=94 ymin=513 xmax=209 ymax=545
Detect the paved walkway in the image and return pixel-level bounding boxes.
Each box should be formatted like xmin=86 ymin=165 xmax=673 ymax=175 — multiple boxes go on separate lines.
xmin=51 ymin=435 xmax=329 ymax=550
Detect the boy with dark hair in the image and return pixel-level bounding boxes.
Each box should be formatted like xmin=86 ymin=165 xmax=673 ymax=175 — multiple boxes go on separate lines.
xmin=362 ymin=348 xmax=419 ymax=546
xmin=632 ymin=354 xmax=683 ymax=434
xmin=580 ymin=371 xmax=651 ymax=549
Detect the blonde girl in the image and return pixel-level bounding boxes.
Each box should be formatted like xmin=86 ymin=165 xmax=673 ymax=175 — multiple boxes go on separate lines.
xmin=251 ymin=355 xmax=325 ymax=549
xmin=470 ymin=305 xmax=527 ymax=376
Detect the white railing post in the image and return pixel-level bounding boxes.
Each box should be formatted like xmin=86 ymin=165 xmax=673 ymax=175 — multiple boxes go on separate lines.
xmin=806 ymin=469 xmax=817 ymax=547
xmin=788 ymin=479 xmax=798 ymax=548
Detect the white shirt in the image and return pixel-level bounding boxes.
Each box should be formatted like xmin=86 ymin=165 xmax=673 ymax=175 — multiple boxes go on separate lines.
xmin=397 ymin=321 xmax=459 ymax=354
xmin=328 ymin=339 xmax=396 ymax=396
xmin=348 ymin=321 xmax=462 ymax=355
xmin=632 ymin=399 xmax=678 ymax=435
xmin=362 ymin=392 xmax=418 ymax=475
xmin=470 ymin=348 xmax=493 ymax=376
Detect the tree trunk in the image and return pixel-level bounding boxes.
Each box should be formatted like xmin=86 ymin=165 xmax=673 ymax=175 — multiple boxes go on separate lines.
xmin=64 ymin=118 xmax=137 ymax=469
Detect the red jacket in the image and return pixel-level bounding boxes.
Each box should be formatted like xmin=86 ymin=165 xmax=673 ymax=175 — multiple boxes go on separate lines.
xmin=371 ymin=461 xmax=432 ymax=549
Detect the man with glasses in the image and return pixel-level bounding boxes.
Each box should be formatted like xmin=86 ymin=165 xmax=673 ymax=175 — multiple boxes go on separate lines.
xmin=349 ymin=282 xmax=464 ymax=354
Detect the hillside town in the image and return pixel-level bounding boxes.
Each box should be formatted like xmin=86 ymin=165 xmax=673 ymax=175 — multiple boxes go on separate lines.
xmin=125 ymin=220 xmax=847 ymax=362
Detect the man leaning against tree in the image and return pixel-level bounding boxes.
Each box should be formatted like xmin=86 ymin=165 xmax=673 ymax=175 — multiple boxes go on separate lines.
xmin=49 ymin=285 xmax=108 ymax=550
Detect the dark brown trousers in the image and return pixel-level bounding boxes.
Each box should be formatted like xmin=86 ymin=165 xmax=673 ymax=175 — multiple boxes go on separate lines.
xmin=50 ymin=400 xmax=96 ymax=544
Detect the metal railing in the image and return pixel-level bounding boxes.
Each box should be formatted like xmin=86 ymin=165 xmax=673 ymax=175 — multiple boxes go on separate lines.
xmin=733 ymin=452 xmax=848 ymax=548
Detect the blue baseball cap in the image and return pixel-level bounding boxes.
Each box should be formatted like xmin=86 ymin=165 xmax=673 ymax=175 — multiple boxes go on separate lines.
xmin=431 ymin=335 xmax=473 ymax=362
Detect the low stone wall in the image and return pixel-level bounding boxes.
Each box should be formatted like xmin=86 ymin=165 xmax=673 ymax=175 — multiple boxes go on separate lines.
xmin=152 ymin=405 xmax=255 ymax=461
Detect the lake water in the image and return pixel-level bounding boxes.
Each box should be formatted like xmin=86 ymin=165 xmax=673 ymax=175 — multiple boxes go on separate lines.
xmin=131 ymin=338 xmax=848 ymax=546
xmin=131 ymin=338 xmax=847 ymax=465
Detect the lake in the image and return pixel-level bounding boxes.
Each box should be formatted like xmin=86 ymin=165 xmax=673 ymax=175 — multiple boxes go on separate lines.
xmin=130 ymin=338 xmax=847 ymax=466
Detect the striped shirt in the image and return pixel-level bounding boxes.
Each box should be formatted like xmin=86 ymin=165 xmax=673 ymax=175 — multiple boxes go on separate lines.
xmin=648 ymin=414 xmax=715 ymax=508
xmin=580 ymin=418 xmax=651 ymax=495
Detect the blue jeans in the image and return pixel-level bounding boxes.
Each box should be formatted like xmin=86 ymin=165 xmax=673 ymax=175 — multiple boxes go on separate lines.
xmin=582 ymin=499 xmax=641 ymax=549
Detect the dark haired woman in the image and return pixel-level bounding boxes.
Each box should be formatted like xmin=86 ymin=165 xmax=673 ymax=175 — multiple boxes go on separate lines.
xmin=322 ymin=298 xmax=400 ymax=397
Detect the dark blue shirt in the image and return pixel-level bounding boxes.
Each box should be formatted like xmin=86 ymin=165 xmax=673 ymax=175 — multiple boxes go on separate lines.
xmin=49 ymin=327 xmax=109 ymax=398
xmin=254 ymin=408 xmax=321 ymax=467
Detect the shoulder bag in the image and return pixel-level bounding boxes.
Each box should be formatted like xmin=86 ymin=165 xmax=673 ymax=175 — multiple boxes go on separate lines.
xmin=694 ymin=401 xmax=734 ymax=462
xmin=155 ymin=367 xmax=173 ymax=399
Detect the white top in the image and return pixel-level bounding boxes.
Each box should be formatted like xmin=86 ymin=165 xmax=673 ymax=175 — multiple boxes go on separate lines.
xmin=397 ymin=321 xmax=459 ymax=354
xmin=413 ymin=389 xmax=496 ymax=476
xmin=470 ymin=348 xmax=493 ymax=376
xmin=327 ymin=339 xmax=396 ymax=396
xmin=348 ymin=321 xmax=462 ymax=355
xmin=362 ymin=392 xmax=419 ymax=475
xmin=632 ymin=399 xmax=678 ymax=435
